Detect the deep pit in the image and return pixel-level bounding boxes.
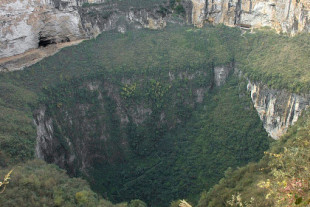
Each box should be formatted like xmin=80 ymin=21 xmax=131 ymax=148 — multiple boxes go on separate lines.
xmin=0 ymin=25 xmax=280 ymax=206
xmin=30 ymin=26 xmax=270 ymax=206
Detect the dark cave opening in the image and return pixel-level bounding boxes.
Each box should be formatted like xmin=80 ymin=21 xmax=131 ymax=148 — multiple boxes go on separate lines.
xmin=38 ymin=31 xmax=71 ymax=47
xmin=38 ymin=35 xmax=71 ymax=47
xmin=38 ymin=35 xmax=56 ymax=47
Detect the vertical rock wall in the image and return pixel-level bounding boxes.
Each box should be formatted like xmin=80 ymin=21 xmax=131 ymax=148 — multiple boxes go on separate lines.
xmin=191 ymin=0 xmax=206 ymax=27
xmin=0 ymin=0 xmax=85 ymax=58
xmin=247 ymin=82 xmax=310 ymax=139
xmin=0 ymin=0 xmax=169 ymax=58
xmin=190 ymin=0 xmax=310 ymax=34
xmin=2 ymin=0 xmax=309 ymax=59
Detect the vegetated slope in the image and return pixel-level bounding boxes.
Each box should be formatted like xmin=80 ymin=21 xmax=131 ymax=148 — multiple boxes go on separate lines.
xmin=199 ymin=109 xmax=310 ymax=207
xmin=0 ymin=160 xmax=128 ymax=207
xmin=239 ymin=29 xmax=310 ymax=93
xmin=0 ymin=24 xmax=308 ymax=206
xmin=0 ymin=82 xmax=37 ymax=166
xmin=0 ymin=24 xmax=270 ymax=206
xmin=0 ymin=24 xmax=238 ymax=165
xmin=195 ymin=29 xmax=310 ymax=207
xmin=30 ymin=24 xmax=268 ymax=206
xmin=37 ymin=70 xmax=269 ymax=206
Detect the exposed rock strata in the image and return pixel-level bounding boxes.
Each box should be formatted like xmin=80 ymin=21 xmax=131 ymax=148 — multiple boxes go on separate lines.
xmin=247 ymin=81 xmax=310 ymax=139
xmin=2 ymin=0 xmax=309 ymax=60
xmin=0 ymin=0 xmax=169 ymax=59
xmin=79 ymin=4 xmax=168 ymax=37
xmin=0 ymin=0 xmax=85 ymax=58
xmin=190 ymin=0 xmax=310 ymax=34
xmin=34 ymin=106 xmax=71 ymax=169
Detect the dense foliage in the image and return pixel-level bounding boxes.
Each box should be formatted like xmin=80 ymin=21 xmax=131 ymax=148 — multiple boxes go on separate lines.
xmin=199 ymin=110 xmax=310 ymax=207
xmin=0 ymin=23 xmax=308 ymax=207
xmin=239 ymin=29 xmax=310 ymax=93
xmin=0 ymin=159 xmax=132 ymax=207
xmin=0 ymin=24 xmax=240 ymax=167
xmin=36 ymin=68 xmax=270 ymax=207
xmin=5 ymin=24 xmax=263 ymax=206
xmin=0 ymin=82 xmax=37 ymax=166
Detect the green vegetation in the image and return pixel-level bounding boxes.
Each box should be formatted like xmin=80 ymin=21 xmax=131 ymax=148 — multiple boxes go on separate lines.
xmin=0 ymin=24 xmax=264 ymax=206
xmin=82 ymin=0 xmax=169 ymax=10
xmin=198 ymin=110 xmax=310 ymax=207
xmin=174 ymin=5 xmax=185 ymax=15
xmin=0 ymin=82 xmax=37 ymax=166
xmin=36 ymin=71 xmax=269 ymax=206
xmin=0 ymin=23 xmax=309 ymax=207
xmin=239 ymin=29 xmax=310 ymax=93
xmin=0 ymin=159 xmax=132 ymax=207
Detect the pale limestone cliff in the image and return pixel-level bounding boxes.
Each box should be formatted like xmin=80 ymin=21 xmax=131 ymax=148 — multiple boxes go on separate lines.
xmin=0 ymin=0 xmax=168 ymax=59
xmin=0 ymin=0 xmax=85 ymax=58
xmin=191 ymin=0 xmax=206 ymax=27
xmin=247 ymin=81 xmax=310 ymax=139
xmin=2 ymin=0 xmax=309 ymax=60
xmin=190 ymin=0 xmax=310 ymax=34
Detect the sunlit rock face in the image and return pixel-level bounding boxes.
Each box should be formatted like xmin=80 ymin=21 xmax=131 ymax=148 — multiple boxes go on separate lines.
xmin=191 ymin=0 xmax=206 ymax=27
xmin=190 ymin=0 xmax=310 ymax=34
xmin=0 ymin=0 xmax=85 ymax=58
xmin=2 ymin=0 xmax=309 ymax=59
xmin=0 ymin=0 xmax=169 ymax=58
xmin=247 ymin=82 xmax=310 ymax=139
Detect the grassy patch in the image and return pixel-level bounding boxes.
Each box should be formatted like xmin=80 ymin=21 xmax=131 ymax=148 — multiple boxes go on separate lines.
xmin=239 ymin=30 xmax=310 ymax=93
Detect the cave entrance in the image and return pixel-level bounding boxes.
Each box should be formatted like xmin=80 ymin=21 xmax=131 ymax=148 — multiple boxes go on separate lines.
xmin=38 ymin=32 xmax=61 ymax=48
xmin=38 ymin=36 xmax=56 ymax=48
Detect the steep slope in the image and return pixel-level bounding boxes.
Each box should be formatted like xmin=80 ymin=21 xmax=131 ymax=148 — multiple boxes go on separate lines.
xmin=0 ymin=25 xmax=272 ymax=206
xmin=0 ymin=160 xmax=113 ymax=207
xmin=0 ymin=23 xmax=309 ymax=207
xmin=198 ymin=109 xmax=310 ymax=207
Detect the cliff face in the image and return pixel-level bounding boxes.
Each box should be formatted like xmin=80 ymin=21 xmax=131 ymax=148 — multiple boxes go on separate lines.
xmin=0 ymin=0 xmax=169 ymax=58
xmin=2 ymin=0 xmax=309 ymax=59
xmin=79 ymin=4 xmax=168 ymax=37
xmin=190 ymin=0 xmax=310 ymax=34
xmin=33 ymin=66 xmax=221 ymax=175
xmin=247 ymin=82 xmax=310 ymax=139
xmin=0 ymin=0 xmax=85 ymax=58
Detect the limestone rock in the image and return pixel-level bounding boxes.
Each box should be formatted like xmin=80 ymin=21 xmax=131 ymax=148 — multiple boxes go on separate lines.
xmin=0 ymin=0 xmax=168 ymax=59
xmin=0 ymin=0 xmax=85 ymax=58
xmin=189 ymin=0 xmax=310 ymax=34
xmin=247 ymin=81 xmax=310 ymax=139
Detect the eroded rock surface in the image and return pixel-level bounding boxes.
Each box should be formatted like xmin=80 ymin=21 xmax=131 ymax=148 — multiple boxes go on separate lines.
xmin=0 ymin=0 xmax=85 ymax=58
xmin=247 ymin=82 xmax=310 ymax=139
xmin=0 ymin=0 xmax=169 ymax=59
xmin=2 ymin=0 xmax=310 ymax=60
xmin=190 ymin=0 xmax=310 ymax=34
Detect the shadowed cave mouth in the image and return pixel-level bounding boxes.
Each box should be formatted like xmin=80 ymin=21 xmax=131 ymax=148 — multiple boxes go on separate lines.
xmin=38 ymin=32 xmax=70 ymax=47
